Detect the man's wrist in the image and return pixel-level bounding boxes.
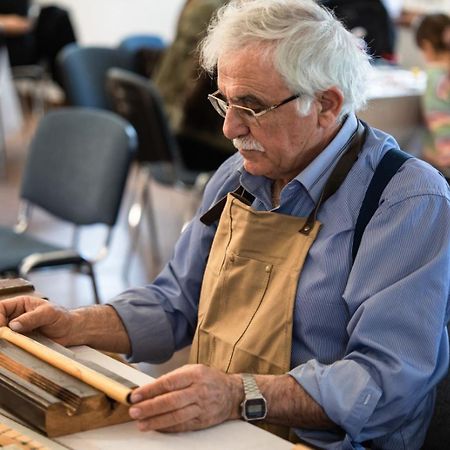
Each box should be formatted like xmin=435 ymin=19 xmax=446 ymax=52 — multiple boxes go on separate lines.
xmin=69 ymin=305 xmax=131 ymax=353
xmin=227 ymin=373 xmax=245 ymax=420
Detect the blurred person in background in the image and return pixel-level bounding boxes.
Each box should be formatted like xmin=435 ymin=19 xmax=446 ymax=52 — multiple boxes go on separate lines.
xmin=153 ymin=0 xmax=235 ymax=172
xmin=320 ymin=0 xmax=397 ymax=62
xmin=0 ymin=0 xmax=31 ymax=138
xmin=415 ymin=13 xmax=450 ymax=182
xmin=0 ymin=0 xmax=76 ymax=86
xmin=0 ymin=0 xmax=36 ymax=66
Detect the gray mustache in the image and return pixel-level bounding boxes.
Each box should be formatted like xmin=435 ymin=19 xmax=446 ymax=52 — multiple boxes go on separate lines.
xmin=232 ymin=137 xmax=265 ymax=152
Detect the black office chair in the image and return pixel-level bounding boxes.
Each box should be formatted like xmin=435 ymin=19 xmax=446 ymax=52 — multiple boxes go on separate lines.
xmin=105 ymin=68 xmax=211 ymax=278
xmin=118 ymin=34 xmax=166 ymax=78
xmin=57 ymin=44 xmax=134 ymax=110
xmin=0 ymin=108 xmax=137 ymax=303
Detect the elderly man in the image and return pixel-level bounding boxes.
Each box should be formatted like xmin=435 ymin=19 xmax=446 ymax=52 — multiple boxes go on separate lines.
xmin=1 ymin=1 xmax=449 ymax=449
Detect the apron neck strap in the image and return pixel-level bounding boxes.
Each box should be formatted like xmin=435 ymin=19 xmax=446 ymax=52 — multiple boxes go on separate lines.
xmin=299 ymin=120 xmax=366 ymax=234
xmin=201 ymin=121 xmax=366 ymax=229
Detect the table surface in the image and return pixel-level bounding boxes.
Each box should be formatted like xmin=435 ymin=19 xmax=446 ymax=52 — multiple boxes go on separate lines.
xmin=367 ymin=66 xmax=425 ymax=99
xmin=358 ymin=66 xmax=426 ymax=151
xmin=52 ymin=346 xmax=296 ymax=450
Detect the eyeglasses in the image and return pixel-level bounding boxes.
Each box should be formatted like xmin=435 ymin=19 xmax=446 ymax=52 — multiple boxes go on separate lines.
xmin=207 ymin=90 xmax=301 ymax=123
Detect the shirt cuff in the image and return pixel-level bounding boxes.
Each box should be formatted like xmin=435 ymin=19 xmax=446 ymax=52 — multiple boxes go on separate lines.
xmin=290 ymin=359 xmax=382 ymax=438
xmin=108 ymin=288 xmax=175 ymax=364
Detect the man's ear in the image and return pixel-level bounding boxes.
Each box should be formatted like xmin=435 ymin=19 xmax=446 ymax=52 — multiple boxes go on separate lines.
xmin=317 ymin=87 xmax=344 ymax=127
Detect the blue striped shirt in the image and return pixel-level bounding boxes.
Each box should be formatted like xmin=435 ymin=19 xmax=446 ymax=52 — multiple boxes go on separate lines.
xmin=111 ymin=113 xmax=450 ymax=449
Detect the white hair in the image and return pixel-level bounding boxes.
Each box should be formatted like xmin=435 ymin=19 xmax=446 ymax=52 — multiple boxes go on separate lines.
xmin=200 ymin=0 xmax=373 ymax=120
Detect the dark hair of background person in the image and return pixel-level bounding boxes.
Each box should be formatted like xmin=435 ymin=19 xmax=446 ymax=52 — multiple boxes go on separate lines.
xmin=415 ymin=13 xmax=450 ymax=52
xmin=320 ymin=0 xmax=396 ymax=62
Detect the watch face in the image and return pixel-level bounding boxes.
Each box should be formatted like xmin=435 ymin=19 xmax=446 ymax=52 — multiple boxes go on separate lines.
xmin=244 ymin=398 xmax=267 ymax=421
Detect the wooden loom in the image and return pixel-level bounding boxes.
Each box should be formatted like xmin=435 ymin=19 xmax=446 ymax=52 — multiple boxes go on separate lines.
xmin=0 ymin=279 xmax=137 ymax=437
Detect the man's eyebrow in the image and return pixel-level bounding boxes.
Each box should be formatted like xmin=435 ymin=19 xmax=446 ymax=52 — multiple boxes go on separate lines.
xmin=230 ymin=94 xmax=266 ymax=105
xmin=217 ymin=89 xmax=267 ymax=105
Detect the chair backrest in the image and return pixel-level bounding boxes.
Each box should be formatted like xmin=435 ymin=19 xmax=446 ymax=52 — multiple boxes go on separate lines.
xmin=20 ymin=107 xmax=137 ymax=226
xmin=57 ymin=44 xmax=134 ymax=109
xmin=118 ymin=34 xmax=166 ymax=77
xmin=34 ymin=5 xmax=77 ymax=85
xmin=105 ymin=67 xmax=179 ymax=165
xmin=118 ymin=34 xmax=165 ymax=53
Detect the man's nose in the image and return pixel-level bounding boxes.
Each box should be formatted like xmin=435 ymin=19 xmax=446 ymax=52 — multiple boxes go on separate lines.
xmin=222 ymin=108 xmax=250 ymax=141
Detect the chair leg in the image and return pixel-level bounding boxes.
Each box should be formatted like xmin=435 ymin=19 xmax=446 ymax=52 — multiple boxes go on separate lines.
xmin=123 ymin=167 xmax=147 ymax=281
xmin=144 ymin=177 xmax=161 ymax=267
xmin=83 ymin=261 xmax=100 ymax=304
xmin=123 ymin=166 xmax=161 ymax=281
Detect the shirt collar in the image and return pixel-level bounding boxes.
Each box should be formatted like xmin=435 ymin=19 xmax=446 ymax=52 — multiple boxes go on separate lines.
xmin=296 ymin=113 xmax=358 ymax=205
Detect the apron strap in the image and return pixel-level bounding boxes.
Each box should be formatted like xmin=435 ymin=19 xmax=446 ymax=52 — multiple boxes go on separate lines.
xmin=201 ymin=120 xmax=366 ymax=229
xmin=300 ymin=120 xmax=366 ymax=234
xmin=200 ymin=185 xmax=255 ymax=225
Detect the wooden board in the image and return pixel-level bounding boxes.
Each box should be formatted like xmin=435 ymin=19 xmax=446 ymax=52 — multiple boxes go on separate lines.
xmin=0 ymin=278 xmax=137 ymax=437
xmin=0 ymin=337 xmax=137 ymax=437
xmin=0 ymin=278 xmax=35 ymax=301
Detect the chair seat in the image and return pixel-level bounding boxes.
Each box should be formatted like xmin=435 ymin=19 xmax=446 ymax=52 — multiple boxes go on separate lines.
xmin=0 ymin=225 xmax=62 ymax=272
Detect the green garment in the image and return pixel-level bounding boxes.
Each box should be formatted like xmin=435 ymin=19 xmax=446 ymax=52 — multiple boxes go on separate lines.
xmin=422 ymin=65 xmax=450 ymax=178
xmin=153 ymin=0 xmax=233 ymax=155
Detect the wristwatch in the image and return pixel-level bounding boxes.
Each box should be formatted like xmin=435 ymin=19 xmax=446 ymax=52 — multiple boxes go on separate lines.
xmin=240 ymin=373 xmax=267 ymax=421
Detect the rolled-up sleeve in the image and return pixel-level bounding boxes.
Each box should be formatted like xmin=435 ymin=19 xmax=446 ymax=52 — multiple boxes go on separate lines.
xmin=291 ymin=176 xmax=450 ymax=445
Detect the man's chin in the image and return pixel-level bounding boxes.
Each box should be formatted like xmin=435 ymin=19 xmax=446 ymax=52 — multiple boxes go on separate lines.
xmin=240 ymin=148 xmax=265 ymax=154
xmin=242 ymin=160 xmax=265 ymax=176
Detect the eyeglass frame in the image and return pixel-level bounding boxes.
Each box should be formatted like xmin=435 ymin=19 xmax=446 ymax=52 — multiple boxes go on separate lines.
xmin=207 ymin=89 xmax=302 ymax=122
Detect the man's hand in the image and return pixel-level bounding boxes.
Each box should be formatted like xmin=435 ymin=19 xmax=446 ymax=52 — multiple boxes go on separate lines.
xmin=0 ymin=296 xmax=75 ymax=345
xmin=0 ymin=15 xmax=32 ymax=35
xmin=0 ymin=297 xmax=131 ymax=352
xmin=128 ymin=365 xmax=335 ymax=433
xmin=129 ymin=364 xmax=243 ymax=432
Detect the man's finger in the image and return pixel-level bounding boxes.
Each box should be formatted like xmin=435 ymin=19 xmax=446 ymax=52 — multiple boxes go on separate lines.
xmin=135 ymin=403 xmax=202 ymax=432
xmin=8 ymin=302 xmax=60 ymax=333
xmin=130 ymin=365 xmax=199 ymax=402
xmin=130 ymin=385 xmax=196 ymax=420
xmin=0 ymin=296 xmax=37 ymax=326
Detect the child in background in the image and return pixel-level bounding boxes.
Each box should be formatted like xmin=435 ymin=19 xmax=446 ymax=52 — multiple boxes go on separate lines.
xmin=415 ymin=14 xmax=450 ymax=181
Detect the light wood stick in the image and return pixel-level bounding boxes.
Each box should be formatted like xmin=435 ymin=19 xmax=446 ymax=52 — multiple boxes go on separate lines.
xmin=0 ymin=327 xmax=133 ymax=405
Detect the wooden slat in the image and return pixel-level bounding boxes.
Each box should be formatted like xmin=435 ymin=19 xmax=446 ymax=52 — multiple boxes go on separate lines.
xmin=0 ymin=327 xmax=134 ymax=405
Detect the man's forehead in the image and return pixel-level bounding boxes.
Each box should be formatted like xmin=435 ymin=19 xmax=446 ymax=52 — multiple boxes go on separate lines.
xmin=217 ymin=48 xmax=285 ymax=95
xmin=217 ymin=44 xmax=274 ymax=71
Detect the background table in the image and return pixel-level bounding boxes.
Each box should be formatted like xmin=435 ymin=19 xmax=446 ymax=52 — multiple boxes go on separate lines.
xmin=358 ymin=66 xmax=426 ymax=154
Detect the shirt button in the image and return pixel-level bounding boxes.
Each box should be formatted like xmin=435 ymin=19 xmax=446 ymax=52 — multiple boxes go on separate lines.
xmin=265 ymin=265 xmax=271 ymax=273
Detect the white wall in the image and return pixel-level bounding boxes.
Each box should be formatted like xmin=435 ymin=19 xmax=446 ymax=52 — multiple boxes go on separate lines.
xmin=35 ymin=0 xmax=186 ymax=46
xmin=403 ymin=0 xmax=450 ymax=14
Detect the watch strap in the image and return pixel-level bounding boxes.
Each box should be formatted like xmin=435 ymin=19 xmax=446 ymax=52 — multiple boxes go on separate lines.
xmin=241 ymin=373 xmax=262 ymax=399
xmin=240 ymin=373 xmax=267 ymax=421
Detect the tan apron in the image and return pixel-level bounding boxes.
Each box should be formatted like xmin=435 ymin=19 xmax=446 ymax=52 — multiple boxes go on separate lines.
xmin=189 ymin=121 xmax=366 ymax=437
xmin=190 ymin=193 xmax=320 ymax=375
